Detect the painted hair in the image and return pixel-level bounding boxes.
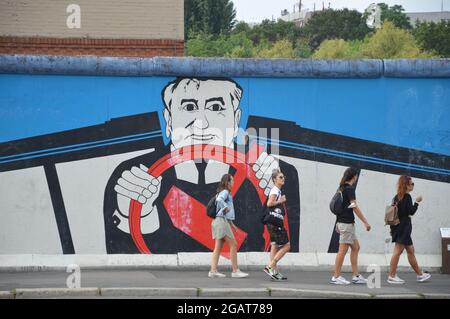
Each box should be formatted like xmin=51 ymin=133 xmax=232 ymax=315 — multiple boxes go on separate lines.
xmin=217 ymin=173 xmax=233 ymax=193
xmin=339 ymin=167 xmax=358 ymax=191
xmin=162 ymin=77 xmax=243 ymax=113
xmin=396 ymin=175 xmax=412 ymax=201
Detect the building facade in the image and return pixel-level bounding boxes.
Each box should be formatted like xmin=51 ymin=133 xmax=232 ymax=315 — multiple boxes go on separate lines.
xmin=0 ymin=0 xmax=184 ymax=57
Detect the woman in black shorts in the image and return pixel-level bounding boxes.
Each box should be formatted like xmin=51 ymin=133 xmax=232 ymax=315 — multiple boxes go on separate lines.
xmin=263 ymin=169 xmax=290 ymax=281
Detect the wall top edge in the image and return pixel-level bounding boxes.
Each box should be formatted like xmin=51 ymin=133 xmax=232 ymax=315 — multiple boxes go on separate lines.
xmin=0 ymin=55 xmax=449 ymax=78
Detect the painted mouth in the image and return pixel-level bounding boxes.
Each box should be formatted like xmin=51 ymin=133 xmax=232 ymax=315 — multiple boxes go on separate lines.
xmin=189 ymin=134 xmax=215 ymax=141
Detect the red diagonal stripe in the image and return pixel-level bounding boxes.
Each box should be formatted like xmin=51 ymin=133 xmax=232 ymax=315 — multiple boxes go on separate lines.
xmin=163 ymin=185 xmax=248 ymax=255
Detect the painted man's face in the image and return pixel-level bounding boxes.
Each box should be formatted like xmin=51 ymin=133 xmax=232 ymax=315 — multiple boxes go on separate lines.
xmin=164 ymin=79 xmax=241 ymax=149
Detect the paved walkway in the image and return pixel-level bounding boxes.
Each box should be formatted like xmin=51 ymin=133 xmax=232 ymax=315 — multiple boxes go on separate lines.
xmin=1 ymin=269 xmax=449 ymax=298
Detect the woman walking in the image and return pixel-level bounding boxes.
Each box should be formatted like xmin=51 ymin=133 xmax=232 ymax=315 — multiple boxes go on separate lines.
xmin=387 ymin=175 xmax=431 ymax=284
xmin=263 ymin=169 xmax=291 ymax=281
xmin=331 ymin=167 xmax=371 ymax=285
xmin=209 ymin=174 xmax=248 ymax=278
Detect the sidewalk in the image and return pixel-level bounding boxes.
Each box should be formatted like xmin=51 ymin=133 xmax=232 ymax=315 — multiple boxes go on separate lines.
xmin=1 ymin=269 xmax=449 ymax=299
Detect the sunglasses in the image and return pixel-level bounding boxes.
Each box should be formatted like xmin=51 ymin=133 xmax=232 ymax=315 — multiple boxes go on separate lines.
xmin=278 ymin=175 xmax=285 ymax=179
xmin=409 ymin=182 xmax=415 ymax=186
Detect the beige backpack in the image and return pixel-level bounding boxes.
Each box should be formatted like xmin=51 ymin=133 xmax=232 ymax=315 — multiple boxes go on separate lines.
xmin=384 ymin=198 xmax=400 ymax=226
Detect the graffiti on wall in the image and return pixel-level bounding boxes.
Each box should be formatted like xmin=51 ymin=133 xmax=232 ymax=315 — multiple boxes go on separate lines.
xmin=0 ymin=76 xmax=449 ymax=255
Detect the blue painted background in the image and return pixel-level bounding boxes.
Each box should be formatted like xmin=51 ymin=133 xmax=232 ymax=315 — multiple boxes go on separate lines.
xmin=0 ymin=74 xmax=449 ymax=155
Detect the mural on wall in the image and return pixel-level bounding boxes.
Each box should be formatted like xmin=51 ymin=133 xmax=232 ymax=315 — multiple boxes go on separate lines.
xmin=0 ymin=75 xmax=449 ymax=255
xmin=103 ymin=77 xmax=300 ymax=254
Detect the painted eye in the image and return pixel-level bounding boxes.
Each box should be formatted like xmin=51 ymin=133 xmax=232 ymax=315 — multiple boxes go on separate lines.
xmin=206 ymin=103 xmax=225 ymax=111
xmin=182 ymin=103 xmax=198 ymax=112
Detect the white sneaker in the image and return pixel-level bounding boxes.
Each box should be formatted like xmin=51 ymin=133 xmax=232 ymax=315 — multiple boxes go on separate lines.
xmin=231 ymin=269 xmax=249 ymax=278
xmin=417 ymin=272 xmax=431 ymax=283
xmin=387 ymin=275 xmax=405 ymax=284
xmin=330 ymin=276 xmax=350 ymax=285
xmin=208 ymin=271 xmax=226 ymax=278
xmin=352 ymin=274 xmax=368 ymax=284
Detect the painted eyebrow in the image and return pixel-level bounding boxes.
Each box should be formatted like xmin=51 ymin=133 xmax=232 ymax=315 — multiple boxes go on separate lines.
xmin=180 ymin=99 xmax=198 ymax=104
xmin=205 ymin=97 xmax=225 ymax=105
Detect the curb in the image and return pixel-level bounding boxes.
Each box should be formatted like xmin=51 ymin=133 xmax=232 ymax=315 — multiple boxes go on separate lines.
xmin=2 ymin=288 xmax=450 ymax=299
xmin=0 ymin=291 xmax=14 ymax=299
xmin=269 ymin=288 xmax=373 ymax=299
xmin=372 ymin=294 xmax=423 ymax=299
xmin=14 ymin=288 xmax=100 ymax=299
xmin=101 ymin=287 xmax=198 ymax=297
xmin=199 ymin=288 xmax=269 ymax=298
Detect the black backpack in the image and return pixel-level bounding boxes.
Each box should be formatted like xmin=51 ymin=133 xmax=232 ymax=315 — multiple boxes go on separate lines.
xmin=329 ymin=191 xmax=344 ymax=216
xmin=206 ymin=194 xmax=218 ymax=218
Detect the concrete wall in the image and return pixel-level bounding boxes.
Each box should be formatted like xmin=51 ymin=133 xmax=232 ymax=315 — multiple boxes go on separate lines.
xmin=0 ymin=56 xmax=449 ymax=268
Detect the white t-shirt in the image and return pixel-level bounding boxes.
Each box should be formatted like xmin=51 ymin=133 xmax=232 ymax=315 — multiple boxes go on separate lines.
xmin=269 ymin=186 xmax=282 ymax=200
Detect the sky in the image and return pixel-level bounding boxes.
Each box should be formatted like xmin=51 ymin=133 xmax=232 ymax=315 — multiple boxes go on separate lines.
xmin=232 ymin=0 xmax=449 ymax=23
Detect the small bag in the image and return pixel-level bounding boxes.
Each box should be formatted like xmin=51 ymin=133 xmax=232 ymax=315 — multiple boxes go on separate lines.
xmin=384 ymin=199 xmax=400 ymax=226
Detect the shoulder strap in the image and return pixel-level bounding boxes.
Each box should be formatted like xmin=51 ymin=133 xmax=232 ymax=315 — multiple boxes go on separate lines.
xmin=392 ymin=195 xmax=398 ymax=206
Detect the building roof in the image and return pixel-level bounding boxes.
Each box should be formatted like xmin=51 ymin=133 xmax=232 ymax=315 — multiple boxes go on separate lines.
xmin=406 ymin=11 xmax=450 ymax=26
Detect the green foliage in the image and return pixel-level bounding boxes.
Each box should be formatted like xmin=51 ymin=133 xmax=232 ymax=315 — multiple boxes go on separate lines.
xmin=361 ymin=21 xmax=433 ymax=58
xmin=185 ymin=32 xmax=253 ymax=58
xmin=413 ymin=21 xmax=450 ymax=57
xmin=302 ymin=9 xmax=371 ymax=50
xmin=184 ymin=3 xmax=441 ymax=59
xmin=254 ymin=39 xmax=295 ymax=59
xmin=312 ymin=22 xmax=434 ymax=59
xmin=185 ymin=0 xmax=237 ymax=39
xmin=294 ymin=38 xmax=313 ymax=58
xmin=240 ymin=19 xmax=302 ymax=45
xmin=313 ymin=39 xmax=364 ymax=59
xmin=377 ymin=3 xmax=412 ymax=29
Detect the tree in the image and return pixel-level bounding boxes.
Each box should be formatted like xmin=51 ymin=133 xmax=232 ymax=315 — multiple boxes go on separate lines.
xmin=303 ymin=9 xmax=371 ymax=50
xmin=185 ymin=0 xmax=237 ymax=39
xmin=232 ymin=21 xmax=252 ymax=34
xmin=254 ymin=39 xmax=295 ymax=59
xmin=237 ymin=19 xmax=301 ymax=45
xmin=413 ymin=21 xmax=450 ymax=57
xmin=377 ymin=3 xmax=412 ymax=29
xmin=313 ymin=39 xmax=364 ymax=59
xmin=185 ymin=32 xmax=254 ymax=58
xmin=185 ymin=32 xmax=216 ymax=57
xmin=361 ymin=21 xmax=433 ymax=58
xmin=294 ymin=38 xmax=313 ymax=58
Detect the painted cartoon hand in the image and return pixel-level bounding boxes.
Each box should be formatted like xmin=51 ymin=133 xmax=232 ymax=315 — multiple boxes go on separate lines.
xmin=113 ymin=164 xmax=162 ymax=234
xmin=252 ymin=151 xmax=279 ymax=196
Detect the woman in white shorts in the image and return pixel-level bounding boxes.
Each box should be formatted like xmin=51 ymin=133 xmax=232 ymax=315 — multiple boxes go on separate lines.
xmin=209 ymin=174 xmax=248 ymax=279
xmin=331 ymin=167 xmax=371 ymax=285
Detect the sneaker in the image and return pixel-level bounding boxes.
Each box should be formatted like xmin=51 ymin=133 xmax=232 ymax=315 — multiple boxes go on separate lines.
xmin=352 ymin=274 xmax=367 ymax=284
xmin=208 ymin=271 xmax=226 ymax=278
xmin=273 ymin=272 xmax=288 ymax=281
xmin=263 ymin=266 xmax=278 ymax=279
xmin=417 ymin=271 xmax=431 ymax=283
xmin=231 ymin=269 xmax=249 ymax=278
xmin=387 ymin=275 xmax=405 ymax=284
xmin=330 ymin=276 xmax=350 ymax=285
